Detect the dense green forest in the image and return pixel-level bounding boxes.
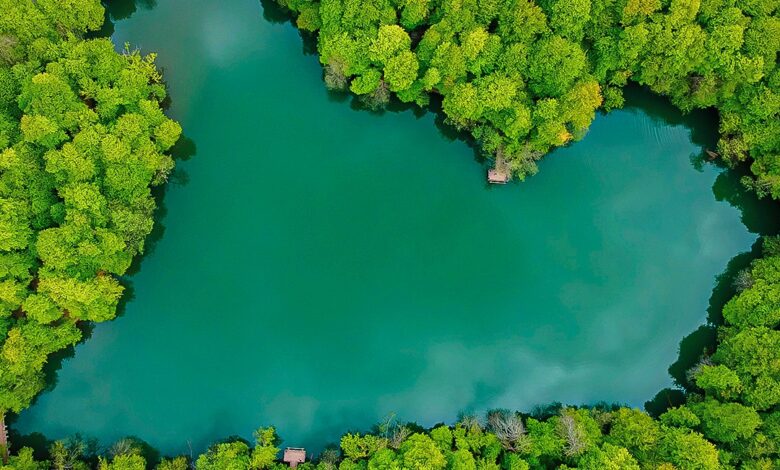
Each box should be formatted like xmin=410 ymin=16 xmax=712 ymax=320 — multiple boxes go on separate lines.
xmin=1 ymin=0 xmax=780 ymax=468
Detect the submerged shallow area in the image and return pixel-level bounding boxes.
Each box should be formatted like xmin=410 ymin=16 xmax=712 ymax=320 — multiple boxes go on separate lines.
xmin=13 ymin=0 xmax=778 ymax=454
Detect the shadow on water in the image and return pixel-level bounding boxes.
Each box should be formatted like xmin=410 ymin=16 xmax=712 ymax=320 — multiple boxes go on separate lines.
xmin=648 ymin=187 xmax=780 ymax=415
xmin=664 ymin=242 xmax=762 ymax=390
xmin=260 ymin=0 xmax=294 ymax=24
xmin=259 ymin=0 xmax=319 ymax=56
xmin=713 ymin=167 xmax=780 ymax=235
xmin=125 ymin=134 xmax=196 ymax=278
xmin=644 ymin=389 xmax=687 ymax=417
xmin=621 ymin=85 xmax=719 ymax=152
xmin=92 ymin=0 xmax=158 ymax=37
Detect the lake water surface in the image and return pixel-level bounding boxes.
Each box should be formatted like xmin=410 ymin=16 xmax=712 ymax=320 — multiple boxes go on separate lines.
xmin=14 ymin=0 xmax=778 ymax=455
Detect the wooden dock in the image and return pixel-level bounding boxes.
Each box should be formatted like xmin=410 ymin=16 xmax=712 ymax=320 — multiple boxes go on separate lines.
xmin=488 ymin=168 xmax=509 ymax=184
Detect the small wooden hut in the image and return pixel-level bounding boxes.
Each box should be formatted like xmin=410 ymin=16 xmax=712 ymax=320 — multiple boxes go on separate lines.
xmin=283 ymin=448 xmax=306 ymax=468
xmin=488 ymin=168 xmax=509 ymax=184
xmin=488 ymin=154 xmax=510 ymax=184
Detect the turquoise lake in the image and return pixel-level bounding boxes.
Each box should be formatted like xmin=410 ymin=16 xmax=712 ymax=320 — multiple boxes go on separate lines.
xmin=14 ymin=0 xmax=779 ymax=455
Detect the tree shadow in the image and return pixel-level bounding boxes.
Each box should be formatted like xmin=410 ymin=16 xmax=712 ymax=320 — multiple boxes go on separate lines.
xmin=9 ymin=431 xmax=49 ymax=461
xmin=92 ymin=0 xmax=159 ymax=38
xmin=705 ymin=242 xmax=764 ymax=325
xmin=667 ymin=325 xmax=718 ymax=391
xmin=665 ymin=242 xmax=762 ymax=390
xmin=122 ymin=436 xmax=162 ymax=466
xmin=259 ymin=0 xmax=293 ymax=24
xmin=124 ymin=134 xmax=196 ymax=278
xmin=621 ymin=85 xmax=719 ymax=152
xmin=644 ymin=389 xmax=686 ymax=418
xmin=299 ymin=31 xmax=319 ymax=56
xmin=712 ymin=165 xmax=780 ymax=235
xmin=258 ymin=0 xmax=319 ymax=57
xmin=105 ymin=0 xmax=158 ymax=21
xmin=161 ymin=133 xmax=196 ymax=163
xmin=325 ymin=88 xmax=351 ymax=105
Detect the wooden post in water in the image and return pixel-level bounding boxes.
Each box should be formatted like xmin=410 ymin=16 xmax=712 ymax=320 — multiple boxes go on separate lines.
xmin=0 ymin=412 xmax=8 ymax=464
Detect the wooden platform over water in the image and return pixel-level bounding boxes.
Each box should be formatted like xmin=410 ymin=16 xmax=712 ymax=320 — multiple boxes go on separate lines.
xmin=488 ymin=168 xmax=509 ymax=184
xmin=284 ymin=447 xmax=306 ymax=468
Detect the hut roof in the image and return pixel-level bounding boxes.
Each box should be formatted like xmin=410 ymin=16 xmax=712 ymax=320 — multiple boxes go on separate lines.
xmin=488 ymin=168 xmax=509 ymax=183
xmin=283 ymin=448 xmax=306 ymax=467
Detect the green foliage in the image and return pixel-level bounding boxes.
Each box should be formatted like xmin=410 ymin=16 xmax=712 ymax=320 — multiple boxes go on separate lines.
xmin=366 ymin=448 xmax=399 ymax=470
xmin=398 ymin=433 xmax=446 ymax=469
xmin=547 ymin=0 xmax=592 ymax=41
xmin=0 ymin=406 xmax=733 ymax=469
xmin=722 ymin=257 xmax=780 ymax=328
xmin=369 ymin=26 xmax=411 ymax=65
xmin=156 ymin=457 xmax=189 ymax=470
xmin=98 ymin=454 xmax=146 ymax=470
xmin=447 ymin=448 xmax=476 ymax=470
xmin=340 ymin=434 xmax=387 ymax=460
xmin=714 ymin=326 xmax=780 ymax=410
xmin=384 ymin=51 xmax=418 ymax=92
xmin=49 ymin=438 xmax=89 ymax=470
xmin=694 ymin=364 xmax=743 ymax=400
xmin=657 ymin=426 xmax=720 ymax=470
xmin=429 ymin=425 xmax=453 ymax=451
xmin=443 ymin=83 xmax=482 ymax=128
xmin=528 ymin=36 xmax=588 ymax=97
xmin=606 ymin=408 xmax=661 ymax=464
xmin=690 ymin=399 xmax=762 ymax=444
xmin=523 ymin=418 xmax=565 ymax=466
xmin=195 ymin=442 xmax=251 ymax=470
xmin=660 ymin=405 xmax=701 ymax=429
xmin=0 ymin=447 xmax=47 ymax=470
xmin=251 ymin=427 xmax=281 ymax=469
xmin=577 ymin=442 xmax=640 ymax=469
